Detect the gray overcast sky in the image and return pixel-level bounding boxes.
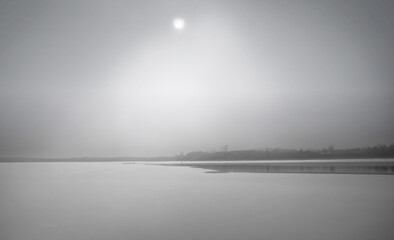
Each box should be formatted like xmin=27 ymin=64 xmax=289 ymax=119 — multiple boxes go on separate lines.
xmin=0 ymin=0 xmax=393 ymax=157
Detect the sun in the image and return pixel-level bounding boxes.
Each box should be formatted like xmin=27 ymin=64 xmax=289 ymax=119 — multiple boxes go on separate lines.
xmin=173 ymin=18 xmax=185 ymax=30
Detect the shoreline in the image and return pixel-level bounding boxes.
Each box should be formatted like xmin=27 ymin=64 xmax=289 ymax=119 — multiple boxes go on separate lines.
xmin=161 ymin=161 xmax=394 ymax=175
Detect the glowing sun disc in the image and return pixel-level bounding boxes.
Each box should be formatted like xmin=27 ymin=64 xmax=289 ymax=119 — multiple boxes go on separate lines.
xmin=173 ymin=18 xmax=185 ymax=30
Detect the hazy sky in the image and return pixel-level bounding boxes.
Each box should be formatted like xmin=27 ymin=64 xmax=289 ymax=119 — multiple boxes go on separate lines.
xmin=1 ymin=0 xmax=393 ymax=157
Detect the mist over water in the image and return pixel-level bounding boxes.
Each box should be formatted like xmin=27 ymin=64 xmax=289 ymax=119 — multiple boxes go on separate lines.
xmin=0 ymin=0 xmax=393 ymax=157
xmin=1 ymin=162 xmax=394 ymax=240
xmin=1 ymin=2 xmax=393 ymax=239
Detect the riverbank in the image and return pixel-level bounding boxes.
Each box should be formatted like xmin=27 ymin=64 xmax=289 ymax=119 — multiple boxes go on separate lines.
xmin=163 ymin=161 xmax=394 ymax=175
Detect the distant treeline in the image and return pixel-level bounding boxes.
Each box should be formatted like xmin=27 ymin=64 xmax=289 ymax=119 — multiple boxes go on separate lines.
xmin=1 ymin=144 xmax=394 ymax=162
xmin=178 ymin=144 xmax=394 ymax=161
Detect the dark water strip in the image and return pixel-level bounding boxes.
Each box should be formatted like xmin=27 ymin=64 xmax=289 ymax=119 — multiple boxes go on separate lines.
xmin=163 ymin=162 xmax=394 ymax=174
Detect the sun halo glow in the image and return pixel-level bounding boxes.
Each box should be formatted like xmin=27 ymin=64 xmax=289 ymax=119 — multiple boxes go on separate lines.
xmin=173 ymin=18 xmax=185 ymax=30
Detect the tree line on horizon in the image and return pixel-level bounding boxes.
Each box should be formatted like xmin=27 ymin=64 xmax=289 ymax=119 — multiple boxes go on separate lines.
xmin=177 ymin=144 xmax=394 ymax=161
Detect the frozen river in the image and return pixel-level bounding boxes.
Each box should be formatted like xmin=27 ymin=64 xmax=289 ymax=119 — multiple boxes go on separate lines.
xmin=1 ymin=162 xmax=393 ymax=240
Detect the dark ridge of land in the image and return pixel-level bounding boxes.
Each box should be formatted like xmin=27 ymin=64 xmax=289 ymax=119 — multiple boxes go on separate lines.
xmin=164 ymin=162 xmax=394 ymax=175
xmin=177 ymin=144 xmax=394 ymax=161
xmin=1 ymin=144 xmax=394 ymax=162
